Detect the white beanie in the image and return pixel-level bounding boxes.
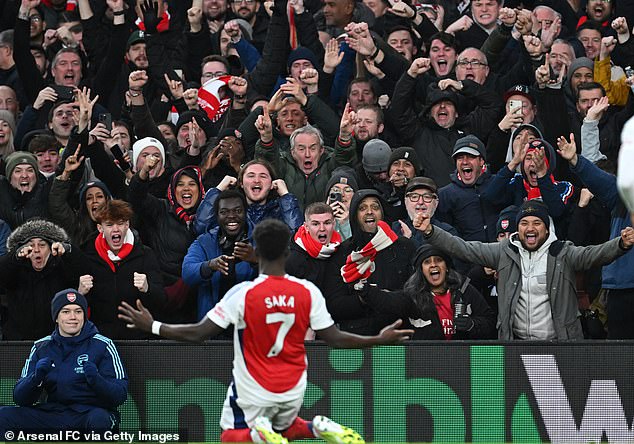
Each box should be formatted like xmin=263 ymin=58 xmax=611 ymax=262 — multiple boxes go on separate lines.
xmin=132 ymin=137 xmax=165 ymax=170
xmin=618 ymin=116 xmax=634 ymax=212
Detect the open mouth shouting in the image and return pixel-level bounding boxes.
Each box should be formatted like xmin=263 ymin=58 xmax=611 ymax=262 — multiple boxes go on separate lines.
xmin=591 ymin=4 xmax=604 ymax=19
xmin=436 ymin=59 xmax=450 ymax=75
xmin=362 ymin=216 xmax=378 ymax=232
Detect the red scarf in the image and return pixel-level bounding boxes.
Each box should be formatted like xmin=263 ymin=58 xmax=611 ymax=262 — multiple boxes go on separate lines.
xmin=294 ymin=225 xmax=341 ymax=259
xmin=433 ymin=290 xmax=454 ymax=340
xmin=41 ymin=0 xmax=76 ymax=11
xmin=94 ymin=230 xmax=134 ymax=272
xmin=341 ymin=221 xmax=397 ymax=283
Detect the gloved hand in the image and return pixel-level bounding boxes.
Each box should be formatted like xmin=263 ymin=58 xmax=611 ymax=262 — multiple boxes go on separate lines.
xmin=454 ymin=315 xmax=475 ymax=333
xmin=34 ymin=357 xmax=54 ymax=381
xmin=83 ymin=361 xmax=99 ymax=379
xmin=140 ymin=0 xmax=161 ymax=34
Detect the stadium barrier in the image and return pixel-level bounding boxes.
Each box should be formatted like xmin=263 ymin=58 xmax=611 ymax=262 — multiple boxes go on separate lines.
xmin=2 ymin=341 xmax=633 ymax=443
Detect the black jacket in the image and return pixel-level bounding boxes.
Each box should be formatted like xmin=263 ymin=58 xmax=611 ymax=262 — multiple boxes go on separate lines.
xmin=66 ymin=232 xmax=166 ymax=339
xmin=0 ymin=252 xmax=78 ymax=340
xmin=363 ymin=281 xmax=497 ymax=340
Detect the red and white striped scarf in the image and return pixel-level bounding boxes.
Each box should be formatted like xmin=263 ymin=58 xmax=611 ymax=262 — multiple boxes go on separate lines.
xmin=341 ymin=221 xmax=397 ymax=283
xmin=294 ymin=225 xmax=341 ymax=259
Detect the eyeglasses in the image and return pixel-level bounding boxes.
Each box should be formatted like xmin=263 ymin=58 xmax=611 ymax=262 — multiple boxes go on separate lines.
xmin=406 ymin=192 xmax=437 ymax=203
xmin=231 ymin=0 xmax=256 ymax=3
xmin=456 ymin=59 xmax=488 ymax=68
xmin=29 ymin=15 xmax=42 ymax=22
xmin=202 ymin=71 xmax=228 ymax=79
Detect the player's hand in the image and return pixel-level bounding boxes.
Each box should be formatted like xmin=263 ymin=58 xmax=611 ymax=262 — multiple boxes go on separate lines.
xmin=377 ymin=319 xmax=414 ymax=344
xmin=118 ymin=299 xmax=155 ymax=332
xmin=133 ymin=272 xmax=149 ymax=293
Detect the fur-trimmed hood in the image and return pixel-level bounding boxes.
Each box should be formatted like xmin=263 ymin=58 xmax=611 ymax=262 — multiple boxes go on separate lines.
xmin=7 ymin=219 xmax=70 ymax=253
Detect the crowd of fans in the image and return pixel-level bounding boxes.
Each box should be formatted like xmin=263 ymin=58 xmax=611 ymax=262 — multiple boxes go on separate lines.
xmin=1 ymin=0 xmax=634 ymax=341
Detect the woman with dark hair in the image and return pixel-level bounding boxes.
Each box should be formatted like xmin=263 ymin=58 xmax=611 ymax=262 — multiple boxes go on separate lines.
xmin=194 ymin=158 xmax=303 ymax=234
xmin=362 ymin=245 xmax=497 ymax=340
xmin=128 ymin=155 xmax=206 ymax=323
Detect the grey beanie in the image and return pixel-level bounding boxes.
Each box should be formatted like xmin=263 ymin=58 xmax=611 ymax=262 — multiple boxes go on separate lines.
xmin=568 ymin=57 xmax=594 ymax=77
xmin=362 ymin=139 xmax=391 ymax=173
xmin=7 ymin=219 xmax=70 ymax=253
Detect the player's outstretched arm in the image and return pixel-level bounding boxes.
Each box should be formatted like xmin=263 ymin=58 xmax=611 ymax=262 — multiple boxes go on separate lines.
xmin=118 ymin=300 xmax=225 ymax=342
xmin=315 ymin=319 xmax=414 ymax=348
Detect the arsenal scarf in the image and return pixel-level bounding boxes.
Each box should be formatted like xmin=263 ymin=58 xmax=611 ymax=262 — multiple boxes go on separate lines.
xmin=94 ymin=229 xmax=134 ymax=272
xmin=341 ymin=221 xmax=398 ymax=283
xmin=294 ymin=225 xmax=342 ymax=259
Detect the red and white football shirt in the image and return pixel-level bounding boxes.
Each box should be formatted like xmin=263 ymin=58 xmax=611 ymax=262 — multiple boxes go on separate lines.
xmin=208 ymin=274 xmax=334 ymax=404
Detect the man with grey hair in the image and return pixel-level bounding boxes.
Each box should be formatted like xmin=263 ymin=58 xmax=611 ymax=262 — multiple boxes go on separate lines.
xmin=255 ymin=105 xmax=358 ymax=209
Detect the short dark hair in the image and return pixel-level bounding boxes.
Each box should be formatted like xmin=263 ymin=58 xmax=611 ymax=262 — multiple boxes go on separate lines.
xmin=95 ymin=199 xmax=134 ymax=224
xmin=427 ymin=32 xmax=458 ymax=52
xmin=253 ymin=219 xmax=291 ymax=261
xmin=213 ymin=189 xmax=248 ymax=221
xmin=304 ymin=202 xmax=333 ymax=219
xmin=28 ymin=134 xmax=60 ymax=153
xmin=576 ymin=21 xmax=603 ymax=35
xmin=576 ymin=81 xmax=606 ymax=99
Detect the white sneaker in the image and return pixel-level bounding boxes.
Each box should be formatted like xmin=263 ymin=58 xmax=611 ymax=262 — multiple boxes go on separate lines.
xmin=252 ymin=416 xmax=289 ymax=444
xmin=312 ymin=415 xmax=365 ymax=444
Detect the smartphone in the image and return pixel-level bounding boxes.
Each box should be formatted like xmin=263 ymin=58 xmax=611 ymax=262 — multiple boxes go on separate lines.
xmin=99 ymin=113 xmax=112 ymax=131
xmin=53 ymin=85 xmax=75 ymax=101
xmin=110 ymin=144 xmax=131 ymax=172
xmin=329 ymin=191 xmax=342 ymax=203
xmin=509 ymin=99 xmax=523 ymax=115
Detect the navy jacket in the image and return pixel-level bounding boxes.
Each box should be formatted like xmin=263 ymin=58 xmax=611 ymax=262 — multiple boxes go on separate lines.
xmin=14 ymin=321 xmax=127 ymax=412
xmin=437 ymin=171 xmax=503 ymax=243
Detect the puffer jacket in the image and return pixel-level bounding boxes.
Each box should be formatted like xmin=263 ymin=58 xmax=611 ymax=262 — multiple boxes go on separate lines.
xmin=194 ymin=187 xmax=303 ymax=236
xmin=182 ymin=225 xmax=258 ymax=319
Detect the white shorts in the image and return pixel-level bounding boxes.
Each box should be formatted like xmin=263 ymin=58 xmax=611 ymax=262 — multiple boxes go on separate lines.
xmin=219 ymin=381 xmax=304 ymax=431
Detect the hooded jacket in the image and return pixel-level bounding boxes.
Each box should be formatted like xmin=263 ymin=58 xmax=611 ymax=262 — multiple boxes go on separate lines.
xmin=0 ymin=174 xmax=51 ymax=229
xmin=0 ymin=220 xmax=78 ymax=340
xmin=13 ymin=321 xmax=127 ymax=413
xmin=321 ymin=189 xmax=416 ymax=335
xmin=389 ymin=76 xmax=503 ymax=188
xmin=128 ymin=167 xmax=204 ymax=286
xmin=482 ymin=139 xmax=575 ymax=223
xmin=423 ymin=224 xmax=630 ymax=340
